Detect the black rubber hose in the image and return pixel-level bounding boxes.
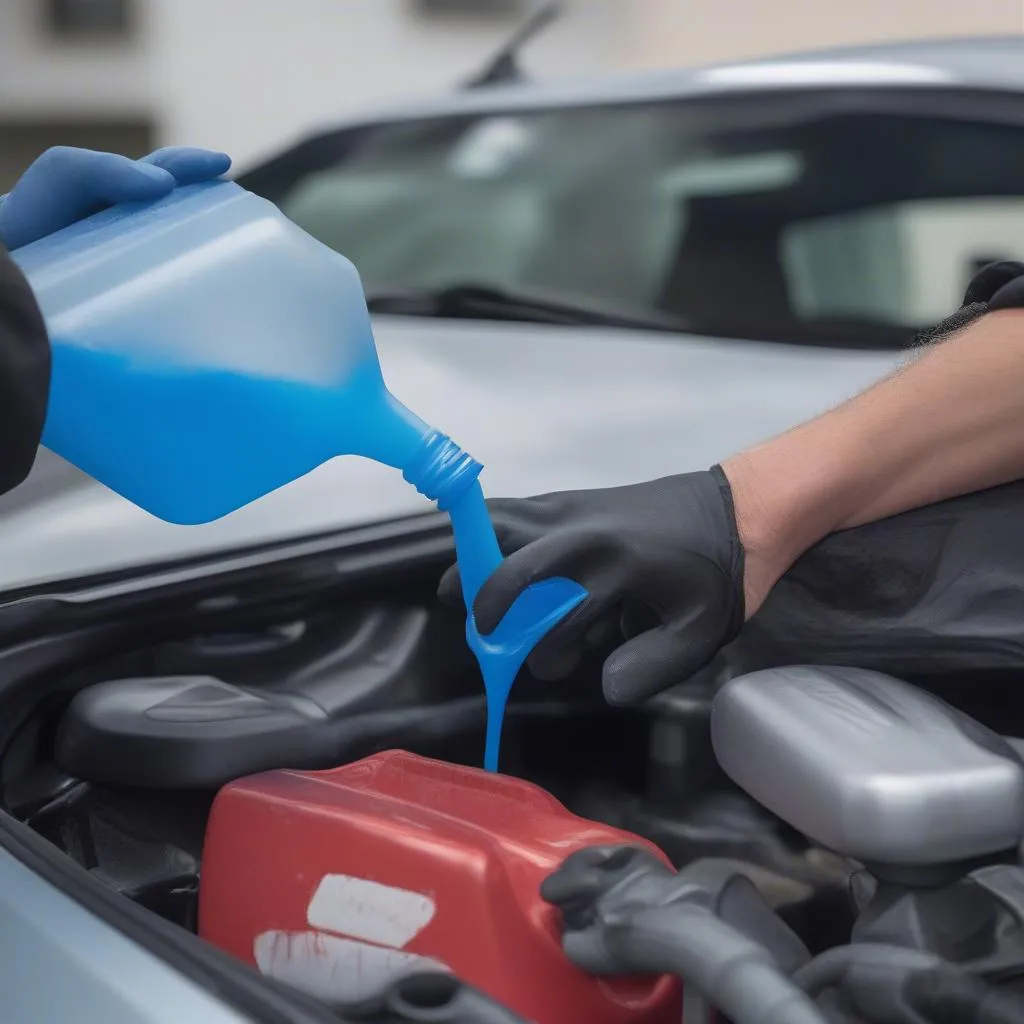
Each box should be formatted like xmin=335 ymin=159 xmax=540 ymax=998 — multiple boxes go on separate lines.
xmin=567 ymin=903 xmax=827 ymax=1024
xmin=793 ymin=944 xmax=1024 ymax=1024
xmin=792 ymin=946 xmax=873 ymax=997
xmin=904 ymin=966 xmax=1024 ymax=1024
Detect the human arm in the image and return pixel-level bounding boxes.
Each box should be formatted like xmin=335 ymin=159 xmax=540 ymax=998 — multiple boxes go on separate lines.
xmin=438 ymin=263 xmax=1024 ymax=704
xmin=727 ymin=263 xmax=1024 ymax=615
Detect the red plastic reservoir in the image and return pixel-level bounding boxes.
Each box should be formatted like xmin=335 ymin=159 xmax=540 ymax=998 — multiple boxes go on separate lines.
xmin=200 ymin=750 xmax=680 ymax=1023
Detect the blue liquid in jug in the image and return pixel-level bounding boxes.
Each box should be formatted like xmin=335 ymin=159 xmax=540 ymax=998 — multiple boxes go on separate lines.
xmin=45 ymin=339 xmax=416 ymax=525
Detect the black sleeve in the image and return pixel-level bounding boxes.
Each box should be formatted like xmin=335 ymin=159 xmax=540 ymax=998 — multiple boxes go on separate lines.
xmin=0 ymin=245 xmax=50 ymax=495
xmin=737 ymin=266 xmax=1024 ymax=688
xmin=740 ymin=479 xmax=1024 ymax=681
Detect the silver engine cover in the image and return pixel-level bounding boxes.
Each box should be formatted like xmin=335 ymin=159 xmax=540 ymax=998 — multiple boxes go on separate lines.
xmin=711 ymin=666 xmax=1024 ymax=865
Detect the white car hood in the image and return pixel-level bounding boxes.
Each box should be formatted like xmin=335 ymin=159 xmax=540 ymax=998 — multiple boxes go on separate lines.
xmin=0 ymin=317 xmax=904 ymax=592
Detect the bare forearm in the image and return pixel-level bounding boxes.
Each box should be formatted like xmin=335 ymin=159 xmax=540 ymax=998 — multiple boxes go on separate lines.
xmin=723 ymin=309 xmax=1024 ymax=614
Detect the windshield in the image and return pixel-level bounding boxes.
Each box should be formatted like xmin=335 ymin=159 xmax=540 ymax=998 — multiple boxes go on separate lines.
xmin=254 ymin=92 xmax=1024 ymax=347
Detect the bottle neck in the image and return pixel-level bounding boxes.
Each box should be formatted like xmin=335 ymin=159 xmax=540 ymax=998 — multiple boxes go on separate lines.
xmin=403 ymin=430 xmax=483 ymax=512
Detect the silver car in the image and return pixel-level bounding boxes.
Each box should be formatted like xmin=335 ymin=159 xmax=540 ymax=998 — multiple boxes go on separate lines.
xmin=2 ymin=34 xmax=1024 ymax=1024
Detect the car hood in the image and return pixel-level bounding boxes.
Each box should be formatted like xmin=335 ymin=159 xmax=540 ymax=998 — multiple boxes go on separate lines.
xmin=0 ymin=317 xmax=904 ymax=592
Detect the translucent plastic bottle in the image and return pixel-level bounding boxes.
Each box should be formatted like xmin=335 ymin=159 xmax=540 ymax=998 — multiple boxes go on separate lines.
xmin=12 ymin=181 xmax=587 ymax=770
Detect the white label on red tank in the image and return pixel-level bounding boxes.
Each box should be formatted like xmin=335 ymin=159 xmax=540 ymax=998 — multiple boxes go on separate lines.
xmin=252 ymin=873 xmax=447 ymax=1002
xmin=253 ymin=930 xmax=448 ymax=1003
xmin=306 ymin=873 xmax=437 ymax=947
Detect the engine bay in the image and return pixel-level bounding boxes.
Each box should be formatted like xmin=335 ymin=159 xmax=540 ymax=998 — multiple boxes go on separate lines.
xmin=0 ymin=596 xmax=850 ymax=940
xmin=1 ymin=544 xmax=1023 ymax=1024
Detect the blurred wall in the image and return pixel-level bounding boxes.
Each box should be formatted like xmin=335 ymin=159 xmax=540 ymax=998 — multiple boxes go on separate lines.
xmin=0 ymin=0 xmax=153 ymax=118
xmin=0 ymin=0 xmax=156 ymax=189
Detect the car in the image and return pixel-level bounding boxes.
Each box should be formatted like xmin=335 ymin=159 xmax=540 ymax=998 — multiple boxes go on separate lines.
xmin=10 ymin=33 xmax=1024 ymax=592
xmin=2 ymin=33 xmax=1024 ymax=1024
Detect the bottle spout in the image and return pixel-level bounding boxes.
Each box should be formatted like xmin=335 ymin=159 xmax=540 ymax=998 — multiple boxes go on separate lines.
xmin=403 ymin=429 xmax=485 ymax=514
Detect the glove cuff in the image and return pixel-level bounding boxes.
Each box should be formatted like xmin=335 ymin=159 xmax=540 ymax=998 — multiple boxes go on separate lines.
xmin=709 ymin=463 xmax=746 ymax=638
xmin=915 ymin=260 xmax=1024 ymax=346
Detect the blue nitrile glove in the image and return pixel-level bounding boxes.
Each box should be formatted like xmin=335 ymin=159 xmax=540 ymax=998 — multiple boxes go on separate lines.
xmin=0 ymin=146 xmax=232 ymax=250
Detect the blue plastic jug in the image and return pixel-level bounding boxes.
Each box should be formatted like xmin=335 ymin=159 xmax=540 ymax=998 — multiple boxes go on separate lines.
xmin=11 ymin=181 xmax=587 ymax=771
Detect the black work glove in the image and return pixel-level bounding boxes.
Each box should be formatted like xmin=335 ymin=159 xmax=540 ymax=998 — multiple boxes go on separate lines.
xmin=437 ymin=466 xmax=745 ymax=705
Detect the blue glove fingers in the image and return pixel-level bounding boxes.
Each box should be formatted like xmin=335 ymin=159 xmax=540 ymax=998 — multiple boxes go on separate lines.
xmin=140 ymin=147 xmax=231 ymax=185
xmin=76 ymin=150 xmax=176 ymax=203
xmin=0 ymin=147 xmax=174 ymax=250
xmin=0 ymin=145 xmax=230 ymax=250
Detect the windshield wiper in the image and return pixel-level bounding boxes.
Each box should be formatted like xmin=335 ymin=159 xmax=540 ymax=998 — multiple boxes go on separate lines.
xmin=365 ymin=282 xmax=688 ymax=334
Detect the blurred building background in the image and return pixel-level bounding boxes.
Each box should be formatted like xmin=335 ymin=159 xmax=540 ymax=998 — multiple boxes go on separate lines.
xmin=0 ymin=0 xmax=1021 ymax=188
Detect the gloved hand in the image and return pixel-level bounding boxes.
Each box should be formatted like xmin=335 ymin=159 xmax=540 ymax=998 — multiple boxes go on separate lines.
xmin=0 ymin=145 xmax=231 ymax=250
xmin=437 ymin=467 xmax=745 ymax=705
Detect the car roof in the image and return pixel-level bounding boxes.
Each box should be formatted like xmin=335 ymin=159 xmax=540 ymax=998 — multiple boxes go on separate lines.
xmin=338 ymin=35 xmax=1024 ymax=128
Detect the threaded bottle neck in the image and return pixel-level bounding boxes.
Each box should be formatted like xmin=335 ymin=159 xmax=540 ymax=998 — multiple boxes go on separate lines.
xmin=403 ymin=430 xmax=483 ymax=511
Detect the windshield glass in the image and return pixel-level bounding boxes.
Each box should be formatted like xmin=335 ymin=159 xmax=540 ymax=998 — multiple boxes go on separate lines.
xmin=258 ymin=93 xmax=1024 ymax=347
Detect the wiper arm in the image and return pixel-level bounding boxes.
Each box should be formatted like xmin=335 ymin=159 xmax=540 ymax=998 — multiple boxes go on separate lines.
xmin=366 ymin=282 xmax=688 ymax=333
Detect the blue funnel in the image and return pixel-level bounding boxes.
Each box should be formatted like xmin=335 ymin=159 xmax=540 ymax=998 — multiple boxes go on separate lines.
xmin=12 ymin=181 xmax=587 ymax=770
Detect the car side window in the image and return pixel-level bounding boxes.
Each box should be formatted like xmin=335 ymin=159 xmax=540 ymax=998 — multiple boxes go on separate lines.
xmin=782 ymin=197 xmax=1024 ymax=327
